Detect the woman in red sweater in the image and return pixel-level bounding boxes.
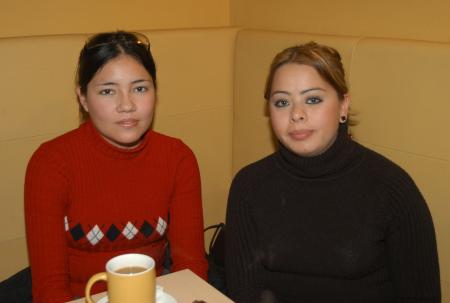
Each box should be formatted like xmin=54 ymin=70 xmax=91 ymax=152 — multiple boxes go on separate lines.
xmin=24 ymin=31 xmax=208 ymax=303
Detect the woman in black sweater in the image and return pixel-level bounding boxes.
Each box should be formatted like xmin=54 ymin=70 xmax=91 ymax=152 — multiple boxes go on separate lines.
xmin=225 ymin=42 xmax=440 ymax=303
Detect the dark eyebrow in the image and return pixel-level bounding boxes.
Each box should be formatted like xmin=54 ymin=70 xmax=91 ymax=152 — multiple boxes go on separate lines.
xmin=131 ymin=79 xmax=152 ymax=85
xmin=95 ymin=79 xmax=152 ymax=87
xmin=96 ymin=82 xmax=117 ymax=87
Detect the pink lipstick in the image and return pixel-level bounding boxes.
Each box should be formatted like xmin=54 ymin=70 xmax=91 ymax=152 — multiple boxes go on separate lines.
xmin=288 ymin=129 xmax=314 ymax=140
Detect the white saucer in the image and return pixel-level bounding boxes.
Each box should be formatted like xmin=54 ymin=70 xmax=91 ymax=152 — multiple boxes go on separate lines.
xmin=96 ymin=290 xmax=177 ymax=303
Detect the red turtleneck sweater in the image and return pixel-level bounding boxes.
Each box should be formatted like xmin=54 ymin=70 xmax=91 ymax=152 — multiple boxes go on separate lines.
xmin=25 ymin=121 xmax=207 ymax=303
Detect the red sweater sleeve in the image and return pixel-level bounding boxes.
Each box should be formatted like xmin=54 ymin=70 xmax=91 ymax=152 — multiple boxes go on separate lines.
xmin=168 ymin=142 xmax=208 ymax=279
xmin=24 ymin=145 xmax=73 ymax=303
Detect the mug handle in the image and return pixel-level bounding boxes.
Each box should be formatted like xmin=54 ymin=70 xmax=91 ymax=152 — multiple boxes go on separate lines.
xmin=85 ymin=272 xmax=107 ymax=303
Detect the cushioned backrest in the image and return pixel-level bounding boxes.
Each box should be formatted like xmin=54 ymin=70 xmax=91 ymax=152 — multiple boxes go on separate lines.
xmin=350 ymin=38 xmax=450 ymax=290
xmin=142 ymin=28 xmax=237 ymax=234
xmin=0 ymin=34 xmax=85 ymax=280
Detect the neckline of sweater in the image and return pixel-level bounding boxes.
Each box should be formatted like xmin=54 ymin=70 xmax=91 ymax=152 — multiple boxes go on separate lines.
xmin=275 ymin=124 xmax=364 ymax=179
xmin=82 ymin=120 xmax=152 ymax=159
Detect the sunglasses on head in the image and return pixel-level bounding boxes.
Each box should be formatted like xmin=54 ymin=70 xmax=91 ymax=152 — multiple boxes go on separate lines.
xmin=85 ymin=32 xmax=150 ymax=52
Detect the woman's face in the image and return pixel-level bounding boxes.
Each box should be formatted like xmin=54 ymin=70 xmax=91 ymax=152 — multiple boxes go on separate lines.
xmin=269 ymin=63 xmax=349 ymax=157
xmin=77 ymin=54 xmax=156 ymax=149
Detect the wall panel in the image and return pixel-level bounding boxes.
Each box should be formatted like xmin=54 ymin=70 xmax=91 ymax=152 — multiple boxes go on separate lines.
xmin=1 ymin=0 xmax=229 ymax=38
xmin=231 ymin=0 xmax=450 ymax=43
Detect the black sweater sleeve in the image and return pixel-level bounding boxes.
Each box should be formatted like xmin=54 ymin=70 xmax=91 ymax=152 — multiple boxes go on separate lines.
xmin=225 ymin=167 xmax=271 ymax=303
xmin=382 ymin=168 xmax=441 ymax=302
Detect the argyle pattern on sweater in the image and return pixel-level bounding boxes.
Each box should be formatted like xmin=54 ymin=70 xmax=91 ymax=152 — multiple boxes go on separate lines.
xmin=65 ymin=216 xmax=168 ymax=245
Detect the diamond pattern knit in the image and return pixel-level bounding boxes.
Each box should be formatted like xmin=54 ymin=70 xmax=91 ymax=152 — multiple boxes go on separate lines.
xmin=25 ymin=121 xmax=207 ymax=303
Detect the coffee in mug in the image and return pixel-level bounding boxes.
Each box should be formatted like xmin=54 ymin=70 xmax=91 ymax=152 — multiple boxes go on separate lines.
xmin=85 ymin=253 xmax=156 ymax=303
xmin=115 ymin=266 xmax=148 ymax=274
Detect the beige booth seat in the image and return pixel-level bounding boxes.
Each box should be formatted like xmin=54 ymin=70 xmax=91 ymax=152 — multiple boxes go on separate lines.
xmin=1 ymin=27 xmax=449 ymax=301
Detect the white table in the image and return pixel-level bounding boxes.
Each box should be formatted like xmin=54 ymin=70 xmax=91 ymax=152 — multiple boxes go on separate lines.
xmin=68 ymin=269 xmax=234 ymax=303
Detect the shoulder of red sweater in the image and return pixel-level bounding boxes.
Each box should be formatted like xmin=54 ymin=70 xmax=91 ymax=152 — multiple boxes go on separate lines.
xmin=32 ymin=126 xmax=83 ymax=156
xmin=26 ymin=127 xmax=83 ymax=171
xmin=149 ymin=130 xmax=193 ymax=152
xmin=149 ymin=129 xmax=180 ymax=143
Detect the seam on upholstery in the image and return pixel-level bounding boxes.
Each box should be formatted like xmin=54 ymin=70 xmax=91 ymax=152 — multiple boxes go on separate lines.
xmin=357 ymin=140 xmax=450 ymax=164
xmin=347 ymin=36 xmax=365 ymax=90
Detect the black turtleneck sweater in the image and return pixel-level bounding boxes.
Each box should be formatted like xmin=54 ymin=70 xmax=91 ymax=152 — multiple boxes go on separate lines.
xmin=225 ymin=126 xmax=440 ymax=303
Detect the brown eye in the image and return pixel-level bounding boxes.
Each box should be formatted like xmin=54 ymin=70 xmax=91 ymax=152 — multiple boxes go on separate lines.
xmin=274 ymin=99 xmax=289 ymax=108
xmin=99 ymin=88 xmax=114 ymax=95
xmin=134 ymin=86 xmax=148 ymax=93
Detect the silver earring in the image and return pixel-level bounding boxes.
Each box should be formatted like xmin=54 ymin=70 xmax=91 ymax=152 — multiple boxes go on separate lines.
xmin=340 ymin=115 xmax=347 ymax=123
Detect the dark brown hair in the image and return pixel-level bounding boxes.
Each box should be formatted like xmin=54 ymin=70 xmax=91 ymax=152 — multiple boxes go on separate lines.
xmin=76 ymin=31 xmax=156 ymax=122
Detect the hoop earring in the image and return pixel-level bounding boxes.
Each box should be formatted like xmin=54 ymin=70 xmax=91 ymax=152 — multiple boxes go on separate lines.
xmin=340 ymin=115 xmax=347 ymax=123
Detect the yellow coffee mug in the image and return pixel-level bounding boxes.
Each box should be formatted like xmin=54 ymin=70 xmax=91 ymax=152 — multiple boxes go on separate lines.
xmin=85 ymin=253 xmax=156 ymax=303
